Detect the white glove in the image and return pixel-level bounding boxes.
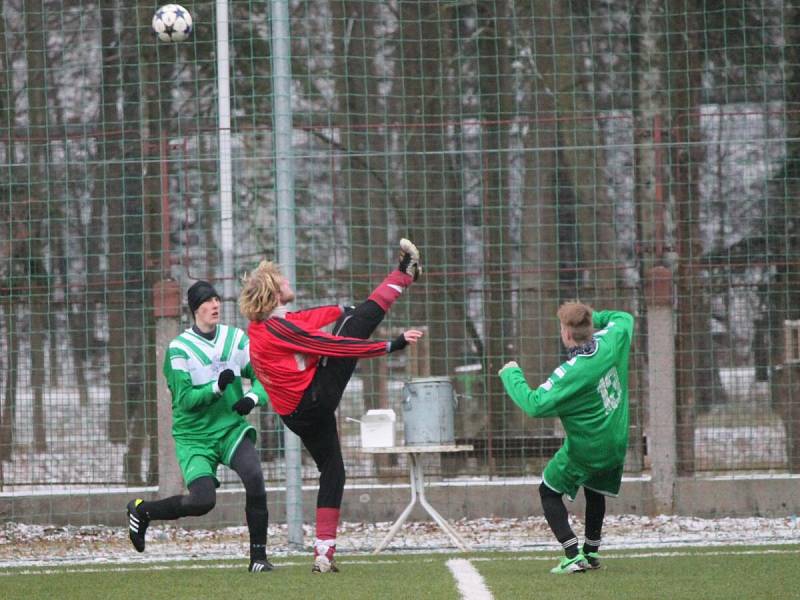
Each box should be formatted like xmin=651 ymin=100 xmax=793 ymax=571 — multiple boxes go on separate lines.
xmin=498 ymin=360 xmax=519 ymax=375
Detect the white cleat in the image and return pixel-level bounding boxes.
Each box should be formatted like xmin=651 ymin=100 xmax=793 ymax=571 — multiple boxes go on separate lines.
xmin=398 ymin=238 xmax=422 ymax=281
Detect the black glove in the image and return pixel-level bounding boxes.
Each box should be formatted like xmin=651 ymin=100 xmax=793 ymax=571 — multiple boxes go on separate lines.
xmin=217 ymin=369 xmax=235 ymax=392
xmin=388 ymin=333 xmax=409 ymax=353
xmin=232 ymin=396 xmax=256 ymax=416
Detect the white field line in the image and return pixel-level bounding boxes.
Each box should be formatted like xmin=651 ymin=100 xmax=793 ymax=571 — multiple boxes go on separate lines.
xmin=446 ymin=558 xmax=493 ymax=600
xmin=0 ymin=547 xmax=791 ymax=577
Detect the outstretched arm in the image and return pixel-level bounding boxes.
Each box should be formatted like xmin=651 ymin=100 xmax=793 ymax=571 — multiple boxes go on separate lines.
xmin=498 ymin=361 xmax=574 ymax=418
xmin=263 ymin=318 xmax=422 ymax=358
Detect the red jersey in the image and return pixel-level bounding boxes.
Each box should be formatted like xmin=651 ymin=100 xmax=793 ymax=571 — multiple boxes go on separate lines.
xmin=247 ymin=305 xmax=391 ymax=415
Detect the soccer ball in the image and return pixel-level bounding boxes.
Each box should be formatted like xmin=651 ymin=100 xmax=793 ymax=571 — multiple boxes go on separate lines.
xmin=152 ymin=4 xmax=193 ymax=43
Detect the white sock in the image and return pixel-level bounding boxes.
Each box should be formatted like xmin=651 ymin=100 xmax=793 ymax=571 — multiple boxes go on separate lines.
xmin=315 ymin=538 xmax=336 ymax=553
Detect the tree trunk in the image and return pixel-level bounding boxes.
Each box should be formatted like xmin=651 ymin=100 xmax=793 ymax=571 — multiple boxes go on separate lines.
xmin=516 ymin=2 xmax=566 ymax=440
xmin=473 ymin=1 xmax=514 ymax=461
xmin=0 ymin=304 xmax=18 ymax=461
xmin=332 ymin=1 xmax=389 ymax=440
xmin=668 ymin=0 xmax=708 ymax=474
xmin=135 ymin=3 xmax=165 ymax=486
xmin=99 ymin=3 xmax=128 ymax=444
xmin=119 ymin=3 xmax=148 ymax=486
xmin=632 ymin=0 xmax=671 ymax=475
xmin=25 ymin=0 xmax=50 ymax=452
xmin=768 ymin=1 xmax=800 ymax=470
xmin=395 ymin=1 xmax=469 ymax=380
xmin=0 ymin=0 xmax=13 ymax=461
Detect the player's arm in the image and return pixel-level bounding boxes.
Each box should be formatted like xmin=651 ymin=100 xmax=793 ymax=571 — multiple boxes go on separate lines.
xmin=592 ymin=310 xmax=634 ymax=348
xmin=290 ymin=305 xmax=345 ymax=330
xmin=240 ymin=361 xmax=269 ymax=407
xmin=226 ymin=332 xmax=269 ymax=415
xmin=163 ymin=348 xmax=219 ymax=412
xmin=264 ymin=317 xmax=405 ymax=358
xmin=498 ymin=361 xmax=582 ymax=418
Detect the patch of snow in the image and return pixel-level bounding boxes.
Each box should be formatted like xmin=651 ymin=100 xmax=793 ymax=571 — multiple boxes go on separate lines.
xmin=0 ymin=514 xmax=796 ymax=568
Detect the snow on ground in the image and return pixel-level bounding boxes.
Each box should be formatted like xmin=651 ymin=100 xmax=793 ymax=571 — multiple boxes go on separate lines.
xmin=0 ymin=514 xmax=797 ymax=568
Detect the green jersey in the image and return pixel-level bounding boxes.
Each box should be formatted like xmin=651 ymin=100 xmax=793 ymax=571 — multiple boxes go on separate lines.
xmin=163 ymin=324 xmax=269 ymax=442
xmin=500 ymin=310 xmax=634 ymax=470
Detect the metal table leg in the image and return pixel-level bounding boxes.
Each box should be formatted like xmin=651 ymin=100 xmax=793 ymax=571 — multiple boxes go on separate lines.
xmin=409 ymin=453 xmax=472 ymax=552
xmin=372 ymin=456 xmax=419 ymax=554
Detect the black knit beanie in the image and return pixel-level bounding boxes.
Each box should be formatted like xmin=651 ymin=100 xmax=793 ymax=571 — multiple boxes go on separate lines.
xmin=187 ymin=281 xmax=220 ymax=315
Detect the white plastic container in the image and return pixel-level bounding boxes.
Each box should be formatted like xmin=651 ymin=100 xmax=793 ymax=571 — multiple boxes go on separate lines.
xmin=359 ymin=409 xmax=397 ymax=448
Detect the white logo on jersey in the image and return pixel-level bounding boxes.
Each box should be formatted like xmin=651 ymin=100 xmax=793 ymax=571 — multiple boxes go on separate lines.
xmin=597 ymin=366 xmax=622 ymax=414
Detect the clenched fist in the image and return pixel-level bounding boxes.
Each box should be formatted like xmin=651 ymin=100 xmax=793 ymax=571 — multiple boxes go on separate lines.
xmin=498 ymin=360 xmax=519 ymax=376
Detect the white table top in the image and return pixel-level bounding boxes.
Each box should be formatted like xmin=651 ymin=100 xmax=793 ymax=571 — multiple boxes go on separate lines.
xmin=360 ymin=444 xmax=473 ymax=454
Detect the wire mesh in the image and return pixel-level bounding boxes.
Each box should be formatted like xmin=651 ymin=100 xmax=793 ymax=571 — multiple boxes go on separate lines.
xmin=0 ymin=1 xmax=798 ymax=528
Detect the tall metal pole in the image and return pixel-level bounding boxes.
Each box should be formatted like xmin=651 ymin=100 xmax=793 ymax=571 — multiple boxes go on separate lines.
xmin=216 ymin=0 xmax=235 ymax=321
xmin=270 ymin=0 xmax=303 ymax=549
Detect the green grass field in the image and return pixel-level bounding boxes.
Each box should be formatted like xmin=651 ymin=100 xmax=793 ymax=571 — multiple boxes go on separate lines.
xmin=2 ymin=545 xmax=797 ymax=600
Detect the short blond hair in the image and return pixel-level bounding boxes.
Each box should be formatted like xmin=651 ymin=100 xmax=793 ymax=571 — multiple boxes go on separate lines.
xmin=557 ymin=301 xmax=594 ymax=344
xmin=239 ymin=260 xmax=284 ymax=322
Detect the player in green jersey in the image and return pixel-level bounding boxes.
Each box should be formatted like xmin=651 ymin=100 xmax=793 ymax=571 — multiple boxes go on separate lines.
xmin=499 ymin=301 xmax=634 ymax=574
xmin=126 ymin=281 xmax=273 ymax=572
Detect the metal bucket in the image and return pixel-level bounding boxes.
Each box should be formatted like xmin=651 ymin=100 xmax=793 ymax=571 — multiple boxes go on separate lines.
xmin=402 ymin=377 xmax=457 ymax=445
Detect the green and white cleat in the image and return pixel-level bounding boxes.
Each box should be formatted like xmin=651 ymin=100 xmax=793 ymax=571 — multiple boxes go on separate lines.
xmin=550 ymin=555 xmax=588 ymax=574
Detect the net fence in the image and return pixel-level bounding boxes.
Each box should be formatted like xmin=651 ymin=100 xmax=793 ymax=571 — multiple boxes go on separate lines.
xmin=1 ymin=0 xmax=799 ymax=525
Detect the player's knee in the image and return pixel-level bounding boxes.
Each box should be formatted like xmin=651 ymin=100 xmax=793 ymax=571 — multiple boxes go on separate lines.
xmin=239 ymin=470 xmax=266 ymax=495
xmin=331 ymin=460 xmax=345 ymax=486
xmin=323 ymin=459 xmax=345 ymax=491
xmin=184 ymin=487 xmax=216 ymax=516
xmin=539 ymin=481 xmax=561 ymax=500
xmin=186 ymin=497 xmax=215 ymax=516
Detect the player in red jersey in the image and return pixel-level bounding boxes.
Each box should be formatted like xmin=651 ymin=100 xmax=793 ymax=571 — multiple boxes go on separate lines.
xmin=239 ymin=239 xmax=423 ymax=573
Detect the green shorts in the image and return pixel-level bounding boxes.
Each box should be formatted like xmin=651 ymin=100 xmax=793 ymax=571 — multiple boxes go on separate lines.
xmin=175 ymin=422 xmax=256 ymax=487
xmin=542 ymin=446 xmax=623 ymax=501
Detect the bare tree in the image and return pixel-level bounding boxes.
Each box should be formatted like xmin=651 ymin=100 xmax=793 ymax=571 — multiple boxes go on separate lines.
xmin=516 ymin=1 xmax=567 ymax=430
xmin=769 ymin=0 xmax=800 ymax=472
xmin=332 ymin=2 xmax=391 ymax=430
xmin=668 ymin=0 xmax=710 ymax=473
xmin=0 ymin=0 xmax=13 ymax=463
xmin=471 ymin=1 xmax=515 ymax=455
xmin=24 ymin=0 xmax=50 ymax=453
xmin=393 ymin=1 xmax=470 ymax=379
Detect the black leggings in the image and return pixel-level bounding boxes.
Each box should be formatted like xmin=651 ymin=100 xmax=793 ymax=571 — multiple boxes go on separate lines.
xmin=281 ymin=300 xmax=386 ymax=509
xmin=144 ymin=438 xmax=265 ymax=519
xmin=539 ymin=483 xmax=607 ymax=550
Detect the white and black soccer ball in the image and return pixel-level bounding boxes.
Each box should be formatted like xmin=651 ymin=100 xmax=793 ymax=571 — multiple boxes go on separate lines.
xmin=152 ymin=4 xmax=193 ymax=43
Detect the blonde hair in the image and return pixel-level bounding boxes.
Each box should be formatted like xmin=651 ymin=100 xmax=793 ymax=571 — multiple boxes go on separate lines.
xmin=239 ymin=260 xmax=284 ymax=321
xmin=557 ymin=301 xmax=594 ymax=344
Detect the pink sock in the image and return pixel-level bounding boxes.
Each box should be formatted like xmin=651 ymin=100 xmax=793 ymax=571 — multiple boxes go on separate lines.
xmin=316 ymin=507 xmax=340 ymax=541
xmin=368 ymin=271 xmax=413 ymax=311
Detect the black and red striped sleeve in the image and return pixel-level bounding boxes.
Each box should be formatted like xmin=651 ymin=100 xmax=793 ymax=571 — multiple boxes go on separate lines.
xmin=264 ymin=317 xmax=389 ymax=358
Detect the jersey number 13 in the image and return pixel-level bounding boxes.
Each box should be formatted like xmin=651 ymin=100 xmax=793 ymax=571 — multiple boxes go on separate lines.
xmin=597 ymin=366 xmax=622 ymax=415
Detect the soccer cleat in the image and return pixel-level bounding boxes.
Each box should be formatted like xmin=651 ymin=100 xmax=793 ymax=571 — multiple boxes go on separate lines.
xmin=398 ymin=238 xmax=422 ymax=281
xmin=248 ymin=559 xmax=275 ymax=573
xmin=549 ymin=555 xmax=588 ymax=574
xmin=127 ymin=498 xmax=150 ymax=553
xmin=580 ymin=550 xmax=601 ymax=569
xmin=312 ymin=545 xmax=340 ymax=574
